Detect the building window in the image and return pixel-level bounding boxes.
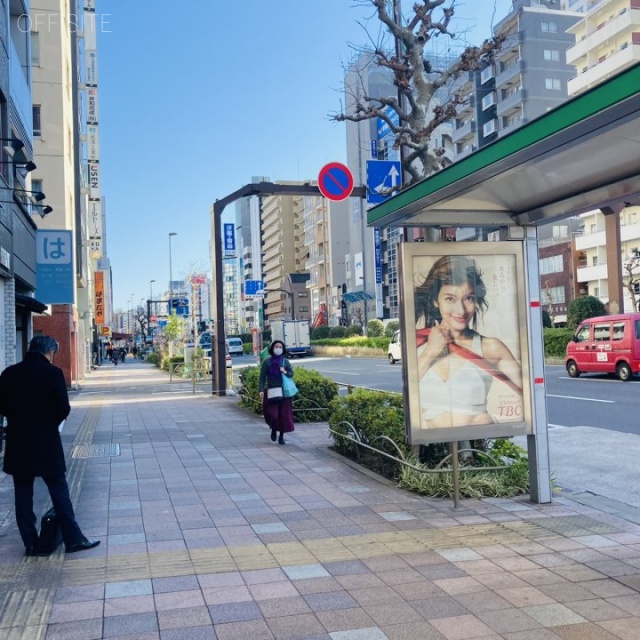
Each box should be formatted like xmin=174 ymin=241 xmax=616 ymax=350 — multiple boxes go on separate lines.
xmin=480 ymin=65 xmax=494 ymax=84
xmin=482 ymin=119 xmax=497 ymax=136
xmin=30 ymin=32 xmax=40 ymax=66
xmin=544 ymin=286 xmax=566 ymax=305
xmin=481 ymin=93 xmax=495 ymax=110
xmin=543 ymin=49 xmax=560 ymax=62
xmin=539 ymin=255 xmax=563 ymax=275
xmin=545 ymin=78 xmax=562 ymax=90
xmin=31 ymin=179 xmax=43 ymax=196
xmin=592 ymin=256 xmax=598 ymax=266
xmin=32 ymin=105 xmax=41 ymax=137
xmin=542 ymin=21 xmax=558 ymax=33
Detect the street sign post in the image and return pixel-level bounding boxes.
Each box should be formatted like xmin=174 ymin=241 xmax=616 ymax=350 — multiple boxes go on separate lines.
xmin=245 ymin=279 xmax=264 ymax=297
xmin=366 ymin=160 xmax=402 ymax=204
xmin=318 ymin=162 xmax=354 ymax=201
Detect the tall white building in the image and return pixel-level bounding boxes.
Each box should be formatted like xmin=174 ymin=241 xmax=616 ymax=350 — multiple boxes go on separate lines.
xmin=564 ymin=0 xmax=640 ymax=311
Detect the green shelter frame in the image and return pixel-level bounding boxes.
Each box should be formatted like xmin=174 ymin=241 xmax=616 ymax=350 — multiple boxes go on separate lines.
xmin=367 ymin=62 xmax=640 ymax=504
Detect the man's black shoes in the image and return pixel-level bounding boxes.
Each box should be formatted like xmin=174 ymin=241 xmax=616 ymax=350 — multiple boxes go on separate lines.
xmin=66 ymin=538 xmax=100 ymax=553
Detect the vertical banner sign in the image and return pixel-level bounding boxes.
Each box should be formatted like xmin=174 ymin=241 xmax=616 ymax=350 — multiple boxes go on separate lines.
xmin=374 ymin=228 xmax=382 ymax=284
xmin=87 ymin=125 xmax=100 ymax=160
xmin=87 ymin=88 xmax=99 ymax=124
xmin=84 ymin=0 xmax=102 ymax=259
xmin=36 ymin=230 xmax=75 ymax=304
xmin=88 ymin=199 xmax=102 ymax=258
xmin=223 ymin=223 xmax=236 ymax=257
xmin=374 ymin=227 xmax=383 ymax=318
xmin=88 ymin=162 xmax=100 ymax=199
xmin=94 ymin=270 xmax=105 ymax=324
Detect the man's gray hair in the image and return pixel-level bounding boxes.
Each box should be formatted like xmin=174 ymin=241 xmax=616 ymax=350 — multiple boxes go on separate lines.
xmin=28 ymin=335 xmax=59 ymax=355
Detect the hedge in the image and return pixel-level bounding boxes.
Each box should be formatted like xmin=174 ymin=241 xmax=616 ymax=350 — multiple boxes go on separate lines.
xmin=543 ymin=328 xmax=574 ymax=358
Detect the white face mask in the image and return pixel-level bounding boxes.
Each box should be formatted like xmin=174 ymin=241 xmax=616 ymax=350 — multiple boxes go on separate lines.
xmin=273 ymin=348 xmax=283 ymax=356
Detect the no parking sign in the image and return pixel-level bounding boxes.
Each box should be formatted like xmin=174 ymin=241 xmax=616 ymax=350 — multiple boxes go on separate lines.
xmin=318 ymin=162 xmax=354 ymax=201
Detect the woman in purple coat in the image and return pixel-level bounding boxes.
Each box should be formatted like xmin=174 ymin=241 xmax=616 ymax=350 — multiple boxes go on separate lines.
xmin=258 ymin=340 xmax=295 ymax=444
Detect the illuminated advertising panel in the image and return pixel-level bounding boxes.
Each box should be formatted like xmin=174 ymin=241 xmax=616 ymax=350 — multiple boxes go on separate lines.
xmin=399 ymin=242 xmax=532 ymax=444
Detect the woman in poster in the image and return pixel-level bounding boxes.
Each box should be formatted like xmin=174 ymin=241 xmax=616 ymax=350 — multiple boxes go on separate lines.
xmin=415 ymin=255 xmax=522 ymax=429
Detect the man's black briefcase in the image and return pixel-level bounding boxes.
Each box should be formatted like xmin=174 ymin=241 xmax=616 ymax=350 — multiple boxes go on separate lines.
xmin=34 ymin=507 xmax=63 ymax=555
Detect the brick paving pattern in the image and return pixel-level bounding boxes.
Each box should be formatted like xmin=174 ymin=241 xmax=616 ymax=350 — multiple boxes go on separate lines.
xmin=1 ymin=360 xmax=640 ymax=639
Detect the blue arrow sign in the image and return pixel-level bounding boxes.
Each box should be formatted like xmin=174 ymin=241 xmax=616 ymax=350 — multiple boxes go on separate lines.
xmin=366 ymin=160 xmax=402 ymax=204
xmin=245 ymin=279 xmax=264 ymax=297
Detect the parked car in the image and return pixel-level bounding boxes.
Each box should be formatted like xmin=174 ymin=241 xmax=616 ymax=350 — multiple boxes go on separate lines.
xmin=388 ymin=330 xmax=402 ymax=364
xmin=203 ymin=346 xmax=232 ymax=372
xmin=225 ymin=337 xmax=244 ymax=356
xmin=565 ymin=312 xmax=640 ymax=381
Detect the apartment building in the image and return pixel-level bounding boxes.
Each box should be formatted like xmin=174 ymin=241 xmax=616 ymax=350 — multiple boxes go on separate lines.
xmin=0 ymin=1 xmax=44 ymax=370
xmin=564 ymin=0 xmax=640 ymax=311
xmin=565 ymin=0 xmax=640 ymax=95
xmin=454 ymin=0 xmax=580 ymax=158
xmin=31 ymin=0 xmax=106 ymax=384
xmin=261 ymin=186 xmax=309 ymax=325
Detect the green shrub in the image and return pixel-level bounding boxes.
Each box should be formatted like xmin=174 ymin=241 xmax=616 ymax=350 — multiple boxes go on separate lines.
xmin=312 ymin=326 xmax=331 ymax=340
xmin=328 ymin=326 xmax=347 ymax=338
xmin=146 ymin=352 xmax=162 ymax=367
xmin=543 ymin=328 xmax=574 ymax=358
xmin=162 ymin=355 xmax=184 ymax=371
xmin=312 ymin=336 xmax=389 ymax=349
xmin=328 ymin=389 xmax=408 ymax=458
xmin=397 ymin=438 xmax=530 ymax=498
xmin=385 ymin=320 xmax=400 ymax=337
xmin=366 ymin=319 xmax=385 ymax=337
xmin=238 ymin=365 xmax=338 ymax=422
xmin=567 ymin=295 xmax=607 ymax=330
xmin=542 ymin=310 xmax=553 ymax=328
xmin=345 ymin=324 xmax=363 ymax=337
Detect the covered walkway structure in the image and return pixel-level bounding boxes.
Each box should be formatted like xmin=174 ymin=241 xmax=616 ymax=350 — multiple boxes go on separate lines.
xmin=367 ymin=62 xmax=640 ymax=503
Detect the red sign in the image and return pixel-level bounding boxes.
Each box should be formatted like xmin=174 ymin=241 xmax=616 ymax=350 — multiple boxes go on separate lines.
xmin=318 ymin=162 xmax=354 ymax=201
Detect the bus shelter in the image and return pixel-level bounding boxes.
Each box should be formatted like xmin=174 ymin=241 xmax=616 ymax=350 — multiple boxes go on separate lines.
xmin=367 ymin=63 xmax=640 ymax=504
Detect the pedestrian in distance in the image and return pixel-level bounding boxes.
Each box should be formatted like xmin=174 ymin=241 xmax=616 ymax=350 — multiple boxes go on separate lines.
xmin=0 ymin=335 xmax=100 ymax=556
xmin=258 ymin=340 xmax=295 ymax=445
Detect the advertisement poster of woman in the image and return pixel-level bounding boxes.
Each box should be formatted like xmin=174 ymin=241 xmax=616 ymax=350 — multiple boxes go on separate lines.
xmin=400 ymin=243 xmax=532 ymax=445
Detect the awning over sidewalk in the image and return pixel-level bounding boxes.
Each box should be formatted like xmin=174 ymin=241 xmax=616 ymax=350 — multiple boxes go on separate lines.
xmin=15 ymin=293 xmax=48 ymax=314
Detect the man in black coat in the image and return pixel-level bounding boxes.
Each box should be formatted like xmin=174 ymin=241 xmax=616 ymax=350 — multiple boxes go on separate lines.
xmin=0 ymin=335 xmax=99 ymax=556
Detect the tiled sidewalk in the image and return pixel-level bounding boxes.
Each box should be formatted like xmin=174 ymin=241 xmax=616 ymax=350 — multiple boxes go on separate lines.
xmin=1 ymin=360 xmax=640 ymax=639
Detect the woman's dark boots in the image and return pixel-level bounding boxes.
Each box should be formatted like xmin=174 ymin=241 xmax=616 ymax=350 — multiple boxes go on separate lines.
xmin=278 ymin=433 xmax=285 ymax=445
xmin=271 ymin=429 xmax=277 ymax=442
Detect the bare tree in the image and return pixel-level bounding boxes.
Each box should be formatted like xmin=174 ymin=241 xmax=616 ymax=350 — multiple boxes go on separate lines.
xmin=332 ymin=0 xmax=504 ymax=185
xmin=542 ymin=280 xmax=557 ymax=328
xmin=623 ymin=255 xmax=640 ymax=312
xmin=135 ymin=306 xmax=148 ymax=338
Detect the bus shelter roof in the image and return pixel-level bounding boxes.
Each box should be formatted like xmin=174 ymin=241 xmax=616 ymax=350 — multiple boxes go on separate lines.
xmin=367 ymin=62 xmax=640 ymax=229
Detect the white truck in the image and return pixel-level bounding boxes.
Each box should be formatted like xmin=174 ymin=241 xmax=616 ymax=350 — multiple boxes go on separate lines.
xmin=270 ymin=320 xmax=311 ymax=357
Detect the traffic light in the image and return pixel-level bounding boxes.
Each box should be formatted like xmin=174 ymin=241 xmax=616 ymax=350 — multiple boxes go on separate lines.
xmin=197 ymin=320 xmax=207 ymax=333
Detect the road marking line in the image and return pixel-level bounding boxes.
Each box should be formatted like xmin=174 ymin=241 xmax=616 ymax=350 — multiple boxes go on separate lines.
xmin=547 ymin=394 xmax=614 ymax=403
xmin=321 ymin=371 xmax=360 ymax=376
xmin=548 ymin=423 xmax=568 ymax=428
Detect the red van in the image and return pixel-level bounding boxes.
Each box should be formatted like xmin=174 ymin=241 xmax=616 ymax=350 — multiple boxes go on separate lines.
xmin=565 ymin=313 xmax=640 ymax=381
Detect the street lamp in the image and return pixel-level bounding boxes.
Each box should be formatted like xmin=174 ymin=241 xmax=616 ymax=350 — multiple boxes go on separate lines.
xmin=168 ymin=232 xmax=177 ymax=312
xmin=150 ymin=279 xmax=155 ymax=302
xmin=265 ymin=288 xmax=295 ymax=320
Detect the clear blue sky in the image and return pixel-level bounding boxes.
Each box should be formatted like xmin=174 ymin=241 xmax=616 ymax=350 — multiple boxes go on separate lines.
xmin=98 ymin=0 xmax=512 ymax=311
